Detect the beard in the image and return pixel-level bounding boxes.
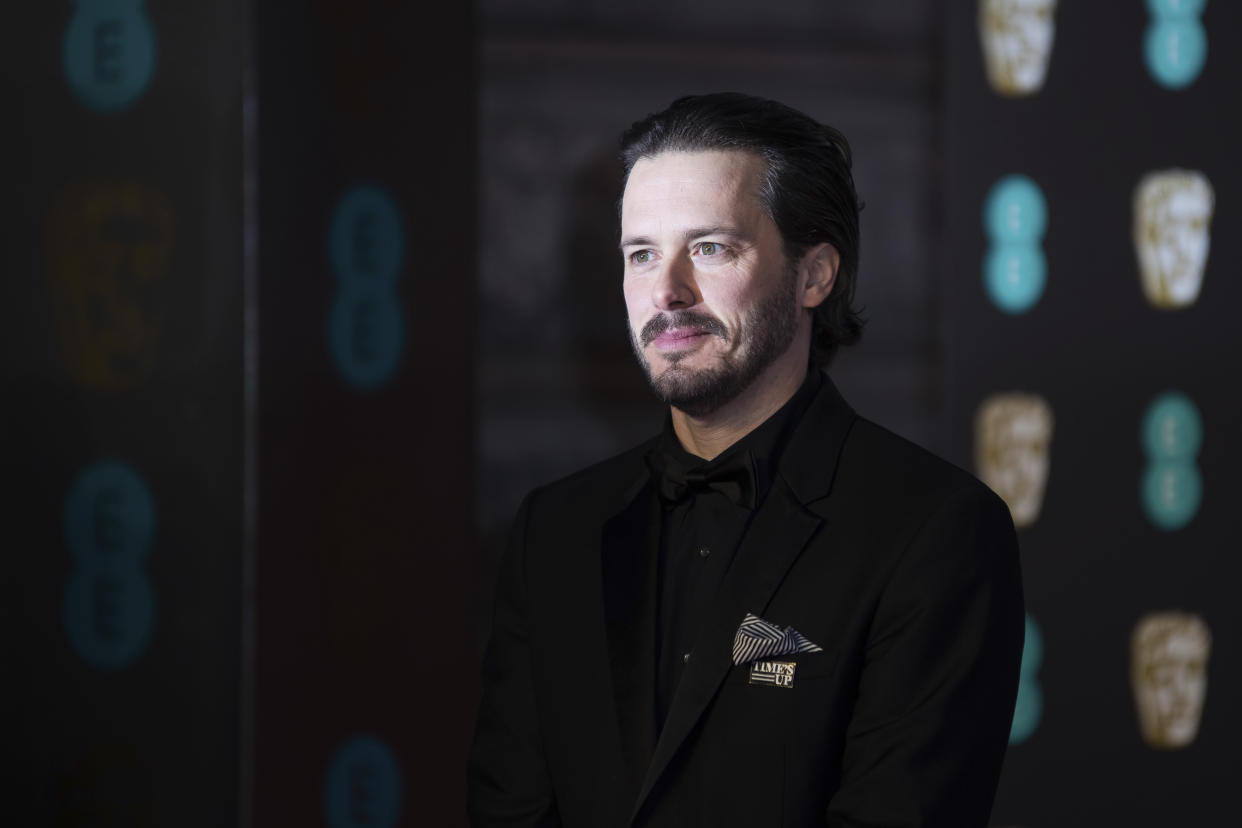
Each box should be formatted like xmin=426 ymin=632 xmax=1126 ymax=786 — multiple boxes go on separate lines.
xmin=628 ymin=264 xmax=800 ymax=418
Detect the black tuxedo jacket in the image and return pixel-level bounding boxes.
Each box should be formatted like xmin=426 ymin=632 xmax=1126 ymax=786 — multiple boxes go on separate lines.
xmin=469 ymin=376 xmax=1024 ymax=827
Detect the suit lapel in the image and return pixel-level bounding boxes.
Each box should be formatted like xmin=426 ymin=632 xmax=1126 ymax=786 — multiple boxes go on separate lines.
xmin=601 ymin=479 xmax=661 ymax=798
xmin=631 ymin=478 xmax=823 ymax=821
xmin=628 ymin=373 xmax=858 ymax=823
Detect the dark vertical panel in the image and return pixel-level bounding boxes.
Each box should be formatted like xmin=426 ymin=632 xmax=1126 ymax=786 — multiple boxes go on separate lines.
xmin=6 ymin=2 xmax=244 ymax=825
xmin=945 ymin=3 xmax=1240 ymax=825
xmin=254 ymin=1 xmax=475 ymax=825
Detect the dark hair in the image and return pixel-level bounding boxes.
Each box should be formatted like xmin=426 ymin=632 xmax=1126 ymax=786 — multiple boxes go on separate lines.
xmin=619 ymin=92 xmax=864 ymax=365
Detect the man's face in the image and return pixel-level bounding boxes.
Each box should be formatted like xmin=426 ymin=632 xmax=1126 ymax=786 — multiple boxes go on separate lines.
xmin=619 ymin=150 xmax=804 ymax=417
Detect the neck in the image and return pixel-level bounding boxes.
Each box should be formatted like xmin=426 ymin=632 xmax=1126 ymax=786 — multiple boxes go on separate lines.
xmin=671 ymin=343 xmax=812 ymax=461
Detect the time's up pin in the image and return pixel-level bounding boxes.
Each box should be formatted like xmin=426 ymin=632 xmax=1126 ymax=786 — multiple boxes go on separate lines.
xmin=748 ymin=659 xmax=796 ymax=688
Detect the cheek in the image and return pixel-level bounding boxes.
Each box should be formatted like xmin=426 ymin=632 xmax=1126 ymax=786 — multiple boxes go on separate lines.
xmin=622 ymin=283 xmax=647 ymax=325
xmin=704 ymin=280 xmax=755 ymax=322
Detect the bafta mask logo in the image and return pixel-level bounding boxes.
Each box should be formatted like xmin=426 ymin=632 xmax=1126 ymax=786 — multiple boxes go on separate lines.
xmin=978 ymin=0 xmax=1058 ymax=97
xmin=1133 ymin=170 xmax=1214 ymax=310
xmin=47 ymin=180 xmax=174 ymax=391
xmin=975 ymin=393 xmax=1053 ymax=529
xmin=324 ymin=736 xmax=404 ymax=828
xmin=1131 ymin=611 xmax=1211 ymax=749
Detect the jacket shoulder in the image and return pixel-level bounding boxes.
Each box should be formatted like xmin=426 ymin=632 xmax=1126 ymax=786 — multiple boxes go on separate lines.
xmin=524 ymin=435 xmax=658 ymax=515
xmin=836 ymin=416 xmax=1006 ymax=519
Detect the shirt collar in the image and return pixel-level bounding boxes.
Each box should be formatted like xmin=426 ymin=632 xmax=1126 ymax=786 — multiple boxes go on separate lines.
xmin=653 ymin=366 xmax=824 ymax=507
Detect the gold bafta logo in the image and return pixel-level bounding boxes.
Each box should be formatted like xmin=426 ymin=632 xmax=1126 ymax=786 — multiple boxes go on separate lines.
xmin=975 ymin=393 xmax=1053 ymax=529
xmin=978 ymin=0 xmax=1058 ymax=96
xmin=47 ymin=180 xmax=174 ymax=391
xmin=1131 ymin=611 xmax=1211 ymax=749
xmin=1133 ymin=170 xmax=1214 ymax=309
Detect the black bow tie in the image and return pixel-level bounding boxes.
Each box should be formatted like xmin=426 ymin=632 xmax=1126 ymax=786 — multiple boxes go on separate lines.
xmin=649 ymin=448 xmax=758 ymax=510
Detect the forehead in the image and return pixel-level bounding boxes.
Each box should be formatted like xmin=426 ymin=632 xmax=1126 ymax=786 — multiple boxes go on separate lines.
xmin=621 ymin=150 xmax=767 ymax=230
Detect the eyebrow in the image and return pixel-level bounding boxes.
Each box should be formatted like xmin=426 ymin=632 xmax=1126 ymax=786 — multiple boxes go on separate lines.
xmin=618 ymin=225 xmax=745 ymax=251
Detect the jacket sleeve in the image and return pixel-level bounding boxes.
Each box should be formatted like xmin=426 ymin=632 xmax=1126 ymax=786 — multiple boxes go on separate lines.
xmin=467 ymin=494 xmax=562 ymax=827
xmin=826 ymin=485 xmax=1025 ymax=827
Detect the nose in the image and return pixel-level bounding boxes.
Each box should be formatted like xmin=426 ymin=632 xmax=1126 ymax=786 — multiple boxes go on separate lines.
xmin=651 ymin=255 xmax=698 ymax=311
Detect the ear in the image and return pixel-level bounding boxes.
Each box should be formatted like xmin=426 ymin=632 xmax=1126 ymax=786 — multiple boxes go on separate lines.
xmin=798 ymin=243 xmax=840 ymax=310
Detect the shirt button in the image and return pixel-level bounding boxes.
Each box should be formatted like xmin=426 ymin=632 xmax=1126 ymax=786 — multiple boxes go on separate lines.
xmin=698 ymin=547 xmax=711 ymax=558
xmin=683 ymin=652 xmax=692 ymax=664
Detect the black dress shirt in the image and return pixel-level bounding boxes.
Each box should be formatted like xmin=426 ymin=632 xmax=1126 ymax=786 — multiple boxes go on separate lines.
xmin=647 ymin=368 xmax=823 ymax=729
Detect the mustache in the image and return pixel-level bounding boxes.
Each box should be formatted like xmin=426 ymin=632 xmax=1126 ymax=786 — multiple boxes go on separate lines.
xmin=639 ymin=311 xmax=728 ymax=347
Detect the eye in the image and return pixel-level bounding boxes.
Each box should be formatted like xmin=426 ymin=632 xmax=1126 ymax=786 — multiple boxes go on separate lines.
xmin=695 ymin=241 xmax=722 ymax=256
xmin=629 ymin=249 xmax=653 ymax=265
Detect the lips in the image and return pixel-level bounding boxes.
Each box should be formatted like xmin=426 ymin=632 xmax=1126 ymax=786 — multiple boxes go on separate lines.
xmin=639 ymin=311 xmax=728 ymax=350
xmin=652 ymin=327 xmax=711 ymax=350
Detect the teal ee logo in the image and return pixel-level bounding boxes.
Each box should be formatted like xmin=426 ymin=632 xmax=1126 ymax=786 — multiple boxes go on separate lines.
xmin=984 ymin=175 xmax=1048 ymax=313
xmin=62 ymin=460 xmax=156 ymax=668
xmin=1142 ymin=391 xmax=1203 ymax=461
xmin=330 ymin=187 xmax=406 ymax=289
xmin=1142 ymin=463 xmax=1202 ymax=530
xmin=63 ymin=0 xmax=157 ymax=112
xmin=1144 ymin=0 xmax=1208 ymax=89
xmin=329 ymin=282 xmax=406 ymax=390
xmin=1010 ymin=613 xmax=1043 ymax=745
xmin=324 ymin=736 xmax=403 ymax=828
xmin=63 ymin=568 xmax=154 ymax=669
xmin=64 ymin=458 xmax=155 ymax=566
xmin=328 ymin=186 xmax=407 ymax=390
xmin=1141 ymin=391 xmax=1203 ymax=530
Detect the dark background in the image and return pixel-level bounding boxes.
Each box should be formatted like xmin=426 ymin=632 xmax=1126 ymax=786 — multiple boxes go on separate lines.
xmin=5 ymin=1 xmax=1237 ymax=825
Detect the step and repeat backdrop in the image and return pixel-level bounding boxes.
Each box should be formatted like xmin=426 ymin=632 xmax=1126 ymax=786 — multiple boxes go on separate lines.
xmin=7 ymin=2 xmax=474 ymax=826
xmin=945 ymin=2 xmax=1240 ymax=824
xmin=253 ymin=1 xmax=474 ymax=826
xmin=7 ymin=3 xmax=246 ymax=825
xmin=7 ymin=1 xmax=1236 ymax=824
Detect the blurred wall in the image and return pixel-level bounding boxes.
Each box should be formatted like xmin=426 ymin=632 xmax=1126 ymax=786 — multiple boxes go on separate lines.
xmin=254 ymin=1 xmax=475 ymax=826
xmin=8 ymin=1 xmax=1238 ymax=825
xmin=7 ymin=2 xmax=246 ymax=825
xmin=7 ymin=2 xmax=475 ymax=826
xmin=945 ymin=2 xmax=1240 ymax=824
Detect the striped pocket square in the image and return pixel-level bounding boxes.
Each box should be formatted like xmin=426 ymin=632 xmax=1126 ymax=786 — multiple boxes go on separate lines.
xmin=732 ymin=612 xmax=823 ymax=665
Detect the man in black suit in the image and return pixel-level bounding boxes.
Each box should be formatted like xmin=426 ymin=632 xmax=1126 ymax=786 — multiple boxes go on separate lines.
xmin=468 ymin=93 xmax=1023 ymax=827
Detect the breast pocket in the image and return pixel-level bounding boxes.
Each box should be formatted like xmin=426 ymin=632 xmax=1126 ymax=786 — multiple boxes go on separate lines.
xmin=717 ymin=651 xmax=836 ymax=729
xmin=732 ymin=650 xmax=838 ymax=688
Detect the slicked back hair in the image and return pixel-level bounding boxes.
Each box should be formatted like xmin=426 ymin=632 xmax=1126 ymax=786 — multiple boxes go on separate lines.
xmin=619 ymin=92 xmax=864 ymax=366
